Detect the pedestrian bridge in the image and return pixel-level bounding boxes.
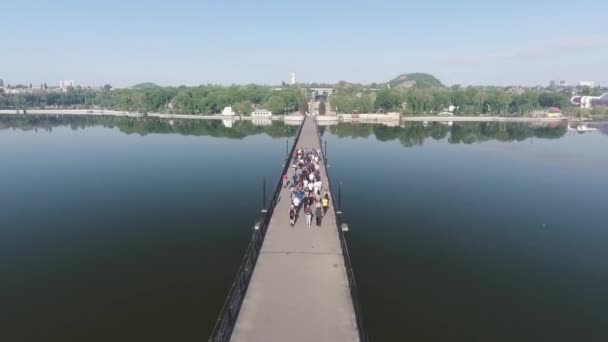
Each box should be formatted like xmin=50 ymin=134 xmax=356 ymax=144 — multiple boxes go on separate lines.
xmin=209 ymin=116 xmax=366 ymax=342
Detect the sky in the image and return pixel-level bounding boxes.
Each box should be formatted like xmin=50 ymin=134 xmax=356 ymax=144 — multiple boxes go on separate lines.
xmin=1 ymin=0 xmax=607 ymax=87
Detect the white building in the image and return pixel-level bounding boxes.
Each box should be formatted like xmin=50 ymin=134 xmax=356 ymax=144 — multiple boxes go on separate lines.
xmin=59 ymin=80 xmax=75 ymax=91
xmin=252 ymin=108 xmax=272 ymax=117
xmin=310 ymin=87 xmax=334 ymax=97
xmin=578 ymin=81 xmax=595 ymax=88
xmin=288 ymin=72 xmax=296 ymax=85
xmin=221 ymin=106 xmax=236 ymax=116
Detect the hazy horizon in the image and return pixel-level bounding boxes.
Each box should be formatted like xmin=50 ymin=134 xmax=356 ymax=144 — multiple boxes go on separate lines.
xmin=2 ymin=0 xmax=607 ymax=88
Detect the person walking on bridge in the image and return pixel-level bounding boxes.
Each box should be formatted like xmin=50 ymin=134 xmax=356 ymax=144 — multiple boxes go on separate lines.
xmin=304 ymin=204 xmax=312 ymax=228
xmin=292 ymin=172 xmax=298 ymax=186
xmin=314 ymin=202 xmax=323 ymax=227
xmin=322 ymin=192 xmax=330 ymax=215
xmin=289 ymin=205 xmax=296 ymax=227
xmin=292 ymin=195 xmax=301 ymax=211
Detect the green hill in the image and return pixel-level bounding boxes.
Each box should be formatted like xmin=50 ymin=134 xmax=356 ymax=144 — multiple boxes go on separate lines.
xmin=387 ymin=73 xmax=444 ymax=89
xmin=131 ymin=82 xmax=160 ymax=89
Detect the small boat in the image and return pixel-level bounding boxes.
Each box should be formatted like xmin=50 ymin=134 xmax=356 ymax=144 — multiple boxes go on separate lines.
xmin=577 ymin=124 xmax=597 ymax=132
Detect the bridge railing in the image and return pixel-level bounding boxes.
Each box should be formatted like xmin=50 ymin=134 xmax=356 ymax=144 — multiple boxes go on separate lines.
xmin=314 ymin=117 xmax=369 ymax=342
xmin=208 ymin=116 xmax=306 ymax=342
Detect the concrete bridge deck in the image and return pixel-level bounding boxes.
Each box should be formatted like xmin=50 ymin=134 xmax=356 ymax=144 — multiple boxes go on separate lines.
xmin=230 ymin=117 xmax=359 ymax=342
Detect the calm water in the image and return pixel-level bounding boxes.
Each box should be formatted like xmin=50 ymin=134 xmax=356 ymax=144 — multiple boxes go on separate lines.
xmin=0 ymin=117 xmax=296 ymax=342
xmin=1 ymin=117 xmax=607 ymax=341
xmin=324 ymin=122 xmax=608 ymax=341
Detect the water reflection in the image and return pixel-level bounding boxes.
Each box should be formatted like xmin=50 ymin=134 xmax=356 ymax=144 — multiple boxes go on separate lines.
xmin=3 ymin=115 xmax=606 ymax=147
xmin=0 ymin=115 xmax=296 ymax=139
xmin=328 ymin=122 xmax=568 ymax=146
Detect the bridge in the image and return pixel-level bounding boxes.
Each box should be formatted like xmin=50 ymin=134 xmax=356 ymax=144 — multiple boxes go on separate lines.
xmin=209 ymin=116 xmax=366 ymax=342
xmin=310 ymin=87 xmax=334 ymax=101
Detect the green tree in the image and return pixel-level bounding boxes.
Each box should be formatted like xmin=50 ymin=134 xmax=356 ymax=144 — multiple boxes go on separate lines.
xmin=375 ymin=89 xmax=400 ymax=112
xmin=265 ymin=95 xmax=287 ymax=114
xmin=233 ymin=100 xmax=253 ymax=115
xmin=319 ymin=102 xmax=327 ymax=115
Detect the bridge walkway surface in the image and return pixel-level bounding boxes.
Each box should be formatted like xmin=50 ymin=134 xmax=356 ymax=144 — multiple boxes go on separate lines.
xmin=230 ymin=116 xmax=359 ymax=342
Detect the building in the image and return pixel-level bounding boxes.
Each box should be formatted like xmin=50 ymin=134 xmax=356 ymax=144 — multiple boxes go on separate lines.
xmin=59 ymin=80 xmax=75 ymax=91
xmin=0 ymin=78 xmax=4 ymax=88
xmin=310 ymin=87 xmax=334 ymax=100
xmin=529 ymin=107 xmax=563 ymax=118
xmin=549 ymin=80 xmax=557 ymax=88
xmin=578 ymin=81 xmax=596 ymax=88
xmin=288 ymin=72 xmax=296 ymax=85
xmin=546 ymin=107 xmax=563 ymax=118
xmin=252 ymin=108 xmax=272 ymax=117
xmin=571 ymin=93 xmax=608 ymax=109
xmin=221 ymin=106 xmax=236 ymax=116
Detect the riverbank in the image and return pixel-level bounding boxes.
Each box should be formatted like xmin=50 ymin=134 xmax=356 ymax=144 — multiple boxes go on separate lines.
xmin=401 ymin=116 xmax=568 ymax=122
xmin=0 ymin=109 xmax=571 ymax=124
xmin=0 ymin=109 xmax=303 ymax=122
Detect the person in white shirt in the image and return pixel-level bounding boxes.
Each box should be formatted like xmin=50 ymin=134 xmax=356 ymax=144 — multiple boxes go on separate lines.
xmin=307 ymin=182 xmax=314 ymax=192
xmin=309 ymin=173 xmax=315 ymax=182
xmin=314 ymin=180 xmax=322 ymax=194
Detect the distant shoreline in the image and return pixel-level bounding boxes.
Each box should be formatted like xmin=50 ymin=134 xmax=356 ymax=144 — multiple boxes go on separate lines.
xmin=0 ymin=109 xmax=571 ymax=123
xmin=400 ymin=116 xmax=568 ymax=122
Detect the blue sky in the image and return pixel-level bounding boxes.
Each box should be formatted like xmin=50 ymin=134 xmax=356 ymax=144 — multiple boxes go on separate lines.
xmin=2 ymin=0 xmax=607 ymax=87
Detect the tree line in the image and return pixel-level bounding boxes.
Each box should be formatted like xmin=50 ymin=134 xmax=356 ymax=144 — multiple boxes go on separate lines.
xmin=331 ymin=86 xmax=579 ymax=116
xmin=2 ymin=82 xmax=605 ymax=117
xmin=0 ymin=85 xmax=309 ymax=115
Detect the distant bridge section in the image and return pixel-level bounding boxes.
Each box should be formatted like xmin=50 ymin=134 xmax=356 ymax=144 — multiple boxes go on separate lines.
xmin=310 ymin=87 xmax=334 ymax=101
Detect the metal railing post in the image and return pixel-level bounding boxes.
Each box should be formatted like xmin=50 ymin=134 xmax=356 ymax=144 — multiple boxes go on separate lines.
xmin=338 ymin=180 xmax=342 ymax=211
xmin=262 ymin=177 xmax=266 ymax=210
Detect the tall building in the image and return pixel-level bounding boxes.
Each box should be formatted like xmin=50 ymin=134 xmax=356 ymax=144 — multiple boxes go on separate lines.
xmin=0 ymin=78 xmax=4 ymax=88
xmin=288 ymin=72 xmax=296 ymax=85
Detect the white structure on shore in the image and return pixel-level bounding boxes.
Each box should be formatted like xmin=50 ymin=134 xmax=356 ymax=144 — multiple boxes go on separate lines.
xmin=289 ymin=72 xmax=296 ymax=85
xmin=221 ymin=106 xmax=236 ymax=116
xmin=59 ymin=80 xmax=75 ymax=91
xmin=310 ymin=87 xmax=334 ymax=97
xmin=252 ymin=108 xmax=272 ymax=117
xmin=578 ymin=81 xmax=596 ymax=88
xmin=571 ymin=92 xmax=608 ymax=109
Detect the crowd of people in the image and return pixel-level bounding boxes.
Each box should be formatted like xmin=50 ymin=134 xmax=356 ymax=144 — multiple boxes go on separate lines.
xmin=283 ymin=147 xmax=330 ymax=228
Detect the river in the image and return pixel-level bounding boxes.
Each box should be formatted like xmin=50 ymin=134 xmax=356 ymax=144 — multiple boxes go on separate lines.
xmin=1 ymin=116 xmax=607 ymax=341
